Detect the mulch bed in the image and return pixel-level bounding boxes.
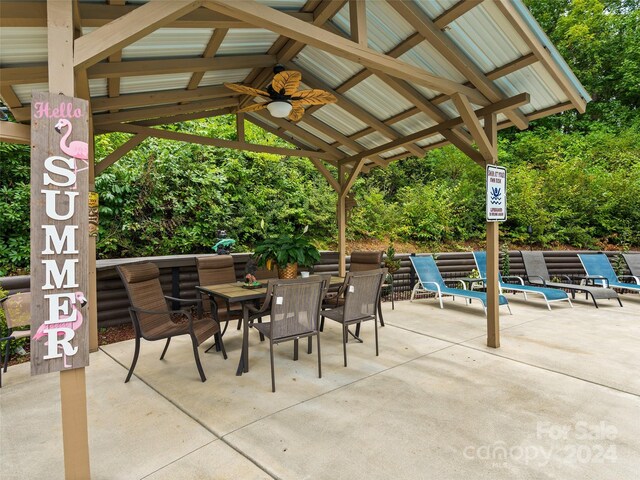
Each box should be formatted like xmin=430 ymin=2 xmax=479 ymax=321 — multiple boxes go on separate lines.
xmin=6 ymin=322 xmax=136 ymax=367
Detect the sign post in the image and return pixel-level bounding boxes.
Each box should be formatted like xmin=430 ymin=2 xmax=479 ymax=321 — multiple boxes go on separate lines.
xmin=486 ymin=164 xmax=507 ymax=222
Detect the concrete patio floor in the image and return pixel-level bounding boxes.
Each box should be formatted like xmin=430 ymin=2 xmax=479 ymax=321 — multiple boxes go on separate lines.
xmin=1 ymin=292 xmax=639 ymax=479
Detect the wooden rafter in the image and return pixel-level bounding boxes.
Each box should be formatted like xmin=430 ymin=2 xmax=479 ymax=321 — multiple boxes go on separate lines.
xmin=0 ymin=121 xmax=30 ymax=144
xmin=203 ymin=0 xmax=489 ymax=105
xmin=433 ymin=0 xmax=483 ymax=28
xmin=74 ymin=0 xmax=202 ymax=69
xmin=341 ymin=92 xmax=530 ymax=164
xmin=187 ymin=28 xmax=229 ymax=90
xmin=349 ymin=1 xmax=367 ymax=46
xmin=389 ymin=1 xmax=528 ymax=130
xmin=253 ymin=110 xmax=344 ymax=161
xmin=285 ymin=63 xmax=426 ymax=158
xmin=236 ymin=113 xmax=245 ymax=142
xmin=495 ymin=0 xmax=587 ymax=113
xmin=238 ymin=0 xmax=347 ymax=110
xmin=106 ymin=0 xmax=126 ymax=108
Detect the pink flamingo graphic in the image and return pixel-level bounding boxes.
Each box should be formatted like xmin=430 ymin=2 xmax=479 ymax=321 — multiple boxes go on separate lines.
xmin=54 ymin=119 xmax=89 ymax=189
xmin=34 ymin=292 xmax=87 ymax=368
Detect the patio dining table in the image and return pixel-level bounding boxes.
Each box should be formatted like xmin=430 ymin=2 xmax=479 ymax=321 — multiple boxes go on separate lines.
xmin=197 ymin=276 xmax=343 ymax=376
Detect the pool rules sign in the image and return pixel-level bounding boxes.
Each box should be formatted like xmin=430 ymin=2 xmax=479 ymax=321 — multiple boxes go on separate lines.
xmin=486 ymin=165 xmax=507 ymax=222
xmin=30 ymin=92 xmax=90 ymax=375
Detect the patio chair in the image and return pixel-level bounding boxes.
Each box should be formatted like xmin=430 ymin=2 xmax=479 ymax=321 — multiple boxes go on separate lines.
xmin=325 ymin=250 xmax=386 ymax=326
xmin=0 ymin=292 xmax=31 ymax=388
xmin=195 ymin=255 xmax=243 ymax=347
xmin=578 ymin=253 xmax=640 ymax=293
xmin=321 ymin=269 xmax=386 ymax=367
xmin=246 ymin=276 xmax=326 ymax=392
xmin=410 ymin=255 xmax=511 ymax=314
xmin=117 ymin=262 xmax=224 ymax=383
xmin=520 ymin=251 xmax=621 ymax=308
xmin=473 ymin=251 xmax=572 ymax=310
xmin=621 ymin=253 xmax=640 ymax=284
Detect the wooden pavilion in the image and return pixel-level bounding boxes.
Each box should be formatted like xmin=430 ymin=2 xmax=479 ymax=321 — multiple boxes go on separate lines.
xmin=0 ymin=2 xmax=589 ymax=475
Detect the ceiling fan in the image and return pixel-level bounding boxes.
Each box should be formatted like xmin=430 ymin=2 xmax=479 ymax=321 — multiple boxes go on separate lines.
xmin=224 ymin=65 xmax=337 ymax=122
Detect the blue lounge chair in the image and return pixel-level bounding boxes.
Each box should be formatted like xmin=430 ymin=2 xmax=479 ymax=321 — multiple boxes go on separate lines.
xmin=578 ymin=253 xmax=640 ymax=293
xmin=473 ymin=251 xmax=572 ymax=310
xmin=409 ymin=255 xmax=511 ymax=314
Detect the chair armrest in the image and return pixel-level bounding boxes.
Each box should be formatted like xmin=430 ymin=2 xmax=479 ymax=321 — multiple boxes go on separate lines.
xmin=527 ymin=275 xmax=547 ymax=286
xmin=581 ymin=275 xmax=609 ymax=287
xmin=619 ymin=275 xmax=640 ymax=285
xmin=164 ymin=295 xmax=201 ymax=305
xmin=502 ymin=275 xmax=525 ymax=285
xmin=560 ymin=275 xmax=573 ymax=283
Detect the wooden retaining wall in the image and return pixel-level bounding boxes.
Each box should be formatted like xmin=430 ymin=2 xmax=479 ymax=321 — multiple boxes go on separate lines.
xmin=1 ymin=250 xmax=635 ymax=328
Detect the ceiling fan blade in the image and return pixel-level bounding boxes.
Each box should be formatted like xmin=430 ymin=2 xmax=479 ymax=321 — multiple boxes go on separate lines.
xmin=271 ymin=70 xmax=302 ymax=96
xmin=289 ymin=89 xmax=337 ymax=105
xmin=288 ymin=105 xmax=305 ymax=122
xmin=224 ymin=83 xmax=269 ymax=97
xmin=238 ymin=102 xmax=269 ymax=113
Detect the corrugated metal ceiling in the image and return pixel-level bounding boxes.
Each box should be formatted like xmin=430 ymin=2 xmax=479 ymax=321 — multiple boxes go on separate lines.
xmin=0 ymin=0 xmax=589 ymax=168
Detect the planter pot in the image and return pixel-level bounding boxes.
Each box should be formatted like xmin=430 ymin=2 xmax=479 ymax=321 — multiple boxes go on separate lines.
xmin=277 ymin=262 xmax=298 ymax=279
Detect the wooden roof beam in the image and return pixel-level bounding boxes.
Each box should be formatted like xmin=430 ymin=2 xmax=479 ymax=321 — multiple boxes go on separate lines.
xmin=74 ymin=0 xmax=203 ymax=69
xmin=95 ymin=133 xmax=148 ymax=176
xmin=450 ymin=92 xmax=494 ymax=160
xmin=102 ymin=122 xmax=338 ymax=160
xmin=0 ymin=3 xmax=314 ymax=28
xmin=92 ymin=97 xmax=239 ymax=126
xmin=203 ymin=0 xmax=490 ymax=105
xmin=126 ymin=108 xmax=234 ymax=127
xmin=390 ymin=1 xmax=528 ymax=130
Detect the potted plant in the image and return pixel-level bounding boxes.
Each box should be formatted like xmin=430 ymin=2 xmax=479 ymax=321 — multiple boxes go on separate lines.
xmin=253 ymin=227 xmax=321 ymax=279
xmin=384 ymin=243 xmax=401 ymax=274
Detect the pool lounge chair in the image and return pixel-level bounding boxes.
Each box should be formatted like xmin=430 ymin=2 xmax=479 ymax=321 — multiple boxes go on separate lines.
xmin=520 ymin=251 xmax=621 ymax=308
xmin=409 ymin=255 xmax=511 ymax=315
xmin=621 ymin=253 xmax=640 ymax=284
xmin=578 ymin=253 xmax=640 ymax=293
xmin=473 ymin=251 xmax=572 ymax=310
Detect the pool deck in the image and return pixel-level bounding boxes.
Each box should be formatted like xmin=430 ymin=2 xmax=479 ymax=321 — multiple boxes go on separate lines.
xmin=2 ymin=291 xmax=639 ymax=479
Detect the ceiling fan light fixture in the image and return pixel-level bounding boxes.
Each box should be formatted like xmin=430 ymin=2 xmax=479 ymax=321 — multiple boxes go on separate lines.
xmin=267 ymin=100 xmax=293 ymax=118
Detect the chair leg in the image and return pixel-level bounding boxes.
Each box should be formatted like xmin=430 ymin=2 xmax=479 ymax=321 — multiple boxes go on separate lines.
xmin=257 ymin=318 xmax=265 ymax=342
xmin=3 ymin=338 xmax=12 ymax=373
xmin=378 ymin=298 xmax=385 ymax=327
xmin=270 ymin=341 xmax=276 ymax=392
xmin=317 ymin=333 xmax=322 ymax=379
xmin=293 ymin=339 xmax=299 ymax=361
xmin=342 ymin=324 xmax=348 ymax=367
xmin=191 ymin=336 xmax=206 ymax=383
xmin=374 ymin=317 xmax=379 ymax=357
xmin=320 ymin=316 xmax=325 ymax=332
xmin=208 ymin=332 xmax=227 ymax=359
xmin=307 ymin=336 xmax=312 ymax=355
xmin=125 ymin=336 xmax=141 ymax=383
xmin=159 ymin=338 xmax=171 ymax=360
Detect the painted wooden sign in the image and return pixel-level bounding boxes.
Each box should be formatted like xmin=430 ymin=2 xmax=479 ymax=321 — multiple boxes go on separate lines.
xmin=30 ymin=92 xmax=90 ymax=375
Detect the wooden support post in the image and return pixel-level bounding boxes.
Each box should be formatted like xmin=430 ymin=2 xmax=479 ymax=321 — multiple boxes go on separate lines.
xmin=484 ymin=112 xmax=500 ymax=348
xmin=47 ymin=0 xmax=91 ymax=477
xmin=337 ymin=164 xmax=347 ymax=277
xmin=486 ymin=221 xmax=500 ymax=348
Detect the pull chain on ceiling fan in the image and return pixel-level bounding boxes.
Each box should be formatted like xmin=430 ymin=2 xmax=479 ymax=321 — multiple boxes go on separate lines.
xmin=224 ymin=65 xmax=337 ymax=122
